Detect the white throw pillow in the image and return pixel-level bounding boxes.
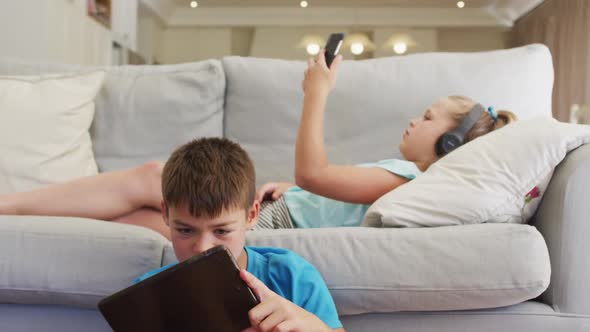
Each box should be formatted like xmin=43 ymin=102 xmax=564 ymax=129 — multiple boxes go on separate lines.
xmin=363 ymin=117 xmax=590 ymax=227
xmin=0 ymin=71 xmax=105 ymax=194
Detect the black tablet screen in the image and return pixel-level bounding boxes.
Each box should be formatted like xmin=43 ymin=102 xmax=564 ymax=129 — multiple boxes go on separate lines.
xmin=98 ymin=246 xmax=259 ymax=332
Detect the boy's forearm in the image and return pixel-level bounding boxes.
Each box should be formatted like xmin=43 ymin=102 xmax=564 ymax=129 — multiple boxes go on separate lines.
xmin=295 ymin=93 xmax=329 ymax=184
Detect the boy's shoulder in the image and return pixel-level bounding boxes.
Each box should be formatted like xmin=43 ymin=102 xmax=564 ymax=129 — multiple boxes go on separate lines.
xmin=245 ymin=246 xmax=342 ymax=329
xmin=245 ymin=246 xmax=320 ymax=282
xmin=245 ymin=246 xmax=310 ymax=269
xmin=134 ymin=263 xmax=177 ymax=284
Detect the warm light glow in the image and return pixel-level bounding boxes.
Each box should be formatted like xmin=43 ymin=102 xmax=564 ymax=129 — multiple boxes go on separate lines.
xmin=350 ymin=42 xmax=364 ymax=55
xmin=457 ymin=1 xmax=465 ymax=8
xmin=300 ymin=1 xmax=308 ymax=8
xmin=343 ymin=33 xmax=375 ymax=56
xmin=190 ymin=1 xmax=198 ymax=8
xmin=298 ymin=35 xmax=325 ymax=54
xmin=393 ymin=42 xmax=407 ymax=54
xmin=306 ymin=43 xmax=320 ymax=55
xmin=383 ymin=32 xmax=417 ymax=54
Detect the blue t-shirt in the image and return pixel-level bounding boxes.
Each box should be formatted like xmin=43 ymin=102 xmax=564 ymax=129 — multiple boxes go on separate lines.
xmin=135 ymin=246 xmax=342 ymax=330
xmin=283 ymin=158 xmax=422 ymax=228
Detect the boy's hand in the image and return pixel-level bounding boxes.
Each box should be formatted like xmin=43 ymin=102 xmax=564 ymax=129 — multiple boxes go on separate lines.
xmin=255 ymin=182 xmax=295 ymax=202
xmin=240 ymin=270 xmax=331 ymax=332
xmin=302 ymin=50 xmax=343 ymax=98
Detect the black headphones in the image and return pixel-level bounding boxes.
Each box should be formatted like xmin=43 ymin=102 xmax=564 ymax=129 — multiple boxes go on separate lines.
xmin=435 ymin=103 xmax=485 ymax=156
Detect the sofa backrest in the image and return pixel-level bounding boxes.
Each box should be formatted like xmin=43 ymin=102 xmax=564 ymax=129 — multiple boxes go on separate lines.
xmin=223 ymin=44 xmax=554 ymax=186
xmin=91 ymin=61 xmax=225 ymax=171
xmin=0 ymin=44 xmax=554 ymax=186
xmin=0 ymin=59 xmax=225 ymax=172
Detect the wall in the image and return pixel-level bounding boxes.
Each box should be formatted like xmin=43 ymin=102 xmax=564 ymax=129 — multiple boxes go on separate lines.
xmin=0 ymin=0 xmax=112 ymax=65
xmin=373 ymin=28 xmax=438 ymax=57
xmin=155 ymin=25 xmax=509 ymax=64
xmin=249 ymin=27 xmax=351 ymax=60
xmin=137 ymin=9 xmax=164 ymax=64
xmin=438 ymin=27 xmax=511 ymax=52
xmin=0 ymin=1 xmax=510 ymax=66
xmin=231 ymin=27 xmax=255 ymax=57
xmin=156 ymin=27 xmax=232 ymax=64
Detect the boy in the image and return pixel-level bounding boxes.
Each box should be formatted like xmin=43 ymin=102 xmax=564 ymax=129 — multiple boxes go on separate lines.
xmin=135 ymin=137 xmax=344 ymax=332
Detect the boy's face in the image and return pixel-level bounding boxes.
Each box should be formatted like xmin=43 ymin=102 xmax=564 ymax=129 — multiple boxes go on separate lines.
xmin=161 ymin=201 xmax=260 ymax=269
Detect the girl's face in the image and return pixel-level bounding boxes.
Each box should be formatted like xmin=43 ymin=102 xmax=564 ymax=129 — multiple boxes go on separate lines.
xmin=399 ymin=97 xmax=460 ymax=169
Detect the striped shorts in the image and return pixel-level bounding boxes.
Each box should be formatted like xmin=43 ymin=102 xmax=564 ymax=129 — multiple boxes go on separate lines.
xmin=253 ymin=196 xmax=295 ymax=230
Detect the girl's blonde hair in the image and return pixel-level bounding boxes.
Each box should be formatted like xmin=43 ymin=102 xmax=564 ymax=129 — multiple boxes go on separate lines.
xmin=447 ymin=95 xmax=518 ymax=143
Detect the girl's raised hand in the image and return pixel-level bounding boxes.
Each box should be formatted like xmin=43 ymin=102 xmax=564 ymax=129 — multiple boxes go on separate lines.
xmin=302 ymin=50 xmax=343 ymax=98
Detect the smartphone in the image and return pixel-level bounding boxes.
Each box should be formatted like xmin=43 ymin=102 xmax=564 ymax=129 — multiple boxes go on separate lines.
xmin=324 ymin=33 xmax=345 ymax=68
xmin=98 ymin=245 xmax=259 ymax=332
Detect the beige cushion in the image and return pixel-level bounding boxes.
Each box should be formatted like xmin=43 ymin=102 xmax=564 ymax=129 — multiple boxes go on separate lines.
xmin=0 ymin=71 xmax=105 ymax=194
xmin=363 ymin=118 xmax=590 ymax=228
xmin=244 ymin=224 xmax=550 ymax=315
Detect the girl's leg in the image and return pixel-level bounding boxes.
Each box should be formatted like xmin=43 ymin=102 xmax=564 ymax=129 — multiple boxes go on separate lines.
xmin=0 ymin=162 xmax=164 ymax=221
xmin=113 ymin=207 xmax=171 ymax=240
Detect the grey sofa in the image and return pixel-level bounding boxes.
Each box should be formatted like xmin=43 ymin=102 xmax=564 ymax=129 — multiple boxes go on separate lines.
xmin=1 ymin=44 xmax=590 ymax=332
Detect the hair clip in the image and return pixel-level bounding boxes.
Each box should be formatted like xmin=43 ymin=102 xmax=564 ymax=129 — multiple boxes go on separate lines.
xmin=487 ymin=106 xmax=498 ymax=121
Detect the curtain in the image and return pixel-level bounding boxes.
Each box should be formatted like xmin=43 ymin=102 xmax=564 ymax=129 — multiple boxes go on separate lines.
xmin=512 ymin=0 xmax=590 ymax=121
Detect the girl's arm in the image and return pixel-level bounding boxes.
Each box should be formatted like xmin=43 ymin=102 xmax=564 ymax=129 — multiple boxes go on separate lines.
xmin=296 ymin=52 xmax=409 ymax=205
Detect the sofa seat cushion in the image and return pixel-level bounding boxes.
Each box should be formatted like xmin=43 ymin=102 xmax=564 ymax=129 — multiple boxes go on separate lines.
xmin=240 ymin=224 xmax=550 ymax=315
xmin=0 ymin=216 xmax=169 ymax=309
xmin=1 ymin=218 xmax=550 ymax=315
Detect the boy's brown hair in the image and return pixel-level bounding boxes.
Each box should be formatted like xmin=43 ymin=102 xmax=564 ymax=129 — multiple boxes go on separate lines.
xmin=161 ymin=137 xmax=256 ymax=218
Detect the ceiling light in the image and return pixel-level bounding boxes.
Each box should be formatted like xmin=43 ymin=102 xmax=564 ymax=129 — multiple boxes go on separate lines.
xmin=350 ymin=42 xmax=365 ymax=55
xmin=190 ymin=1 xmax=198 ymax=8
xmin=297 ymin=35 xmax=325 ymax=54
xmin=306 ymin=43 xmax=320 ymax=55
xmin=343 ymin=33 xmax=375 ymax=56
xmin=383 ymin=32 xmax=417 ymax=54
xmin=300 ymin=1 xmax=308 ymax=8
xmin=457 ymin=1 xmax=465 ymax=8
xmin=393 ymin=42 xmax=408 ymax=55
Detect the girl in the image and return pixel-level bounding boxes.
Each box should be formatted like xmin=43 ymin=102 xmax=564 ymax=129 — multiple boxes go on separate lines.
xmin=254 ymin=51 xmax=517 ymax=229
xmin=0 ymin=51 xmax=516 ymax=239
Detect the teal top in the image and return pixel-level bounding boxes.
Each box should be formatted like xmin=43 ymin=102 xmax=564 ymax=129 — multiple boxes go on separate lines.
xmin=283 ymin=159 xmax=422 ymax=228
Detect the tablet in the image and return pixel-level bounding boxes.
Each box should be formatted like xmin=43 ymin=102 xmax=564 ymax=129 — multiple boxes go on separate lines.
xmin=98 ymin=245 xmax=259 ymax=332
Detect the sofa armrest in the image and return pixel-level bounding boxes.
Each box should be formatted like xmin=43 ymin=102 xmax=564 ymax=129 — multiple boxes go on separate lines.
xmin=534 ymin=143 xmax=590 ymax=314
xmin=0 ymin=216 xmax=170 ymax=308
